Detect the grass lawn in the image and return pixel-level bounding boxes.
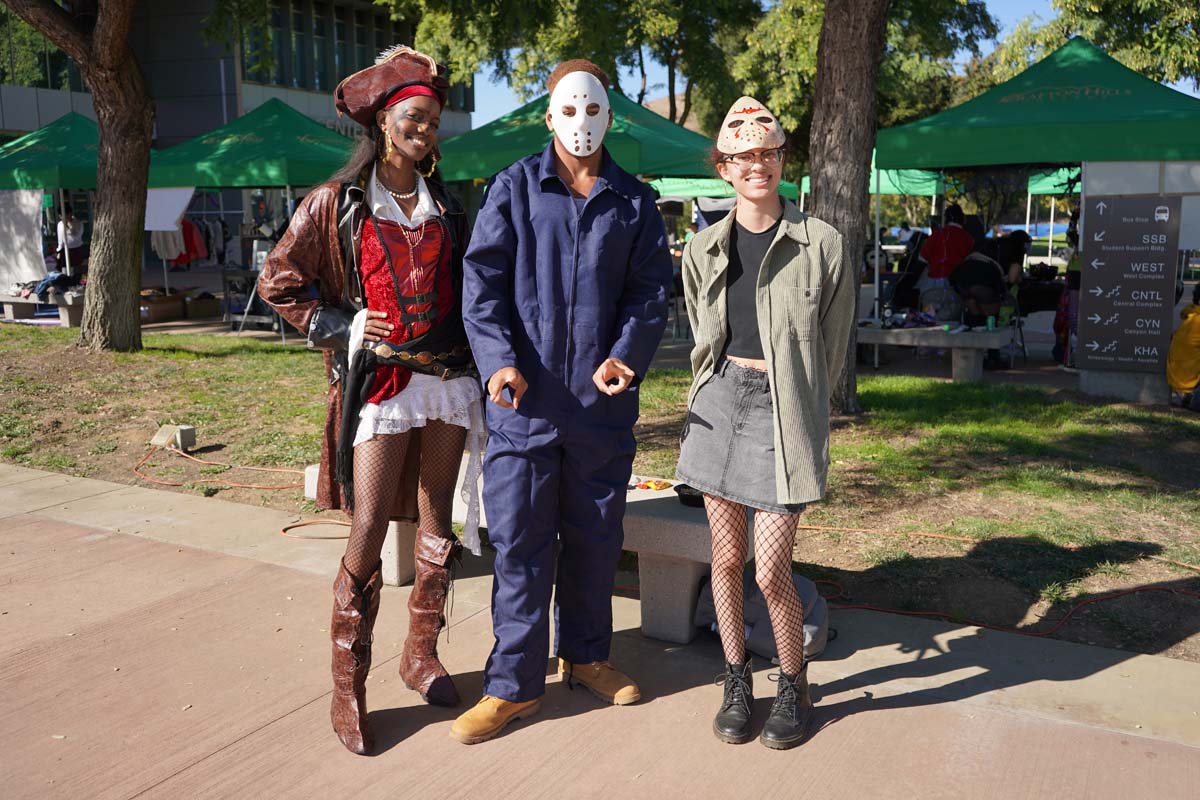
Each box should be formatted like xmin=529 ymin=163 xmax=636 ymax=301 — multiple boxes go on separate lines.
xmin=3 ymin=323 xmax=1199 ymax=659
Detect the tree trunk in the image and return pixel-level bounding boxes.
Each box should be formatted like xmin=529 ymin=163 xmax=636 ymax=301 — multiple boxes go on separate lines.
xmin=77 ymin=50 xmax=153 ymax=352
xmin=807 ymin=0 xmax=892 ymax=416
xmin=5 ymin=0 xmax=152 ymax=352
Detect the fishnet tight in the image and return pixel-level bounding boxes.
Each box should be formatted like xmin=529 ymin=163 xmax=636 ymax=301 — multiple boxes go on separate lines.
xmin=342 ymin=419 xmax=467 ymax=582
xmin=706 ymin=494 xmax=806 ymax=674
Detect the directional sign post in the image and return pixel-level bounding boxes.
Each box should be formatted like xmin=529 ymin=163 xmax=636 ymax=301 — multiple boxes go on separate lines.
xmin=1077 ymin=195 xmax=1181 ymax=372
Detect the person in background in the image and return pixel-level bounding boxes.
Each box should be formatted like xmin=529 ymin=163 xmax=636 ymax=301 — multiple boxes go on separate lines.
xmin=995 ymin=230 xmax=1032 ymax=287
xmin=684 ymin=221 xmax=699 ymax=243
xmin=1053 ymin=229 xmax=1082 ymax=369
xmin=896 ymin=221 xmax=914 ymax=244
xmin=55 ymin=203 xmax=86 ymax=272
xmin=949 ymin=238 xmax=1007 ymax=329
xmin=1167 ymin=282 xmax=1200 ymax=411
xmin=676 ymin=96 xmax=855 ymax=750
xmin=920 ymin=203 xmax=974 ymax=282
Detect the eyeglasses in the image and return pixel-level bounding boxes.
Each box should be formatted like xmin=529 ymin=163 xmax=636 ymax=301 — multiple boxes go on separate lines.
xmin=722 ymin=148 xmax=785 ymax=167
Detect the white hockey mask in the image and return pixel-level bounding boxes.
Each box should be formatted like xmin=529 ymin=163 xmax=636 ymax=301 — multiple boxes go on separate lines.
xmin=548 ymin=71 xmax=610 ymax=157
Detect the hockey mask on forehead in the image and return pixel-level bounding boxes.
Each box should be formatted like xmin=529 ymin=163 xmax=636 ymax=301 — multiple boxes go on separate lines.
xmin=716 ymin=96 xmax=785 ymax=155
xmin=548 ymin=71 xmax=610 ymax=156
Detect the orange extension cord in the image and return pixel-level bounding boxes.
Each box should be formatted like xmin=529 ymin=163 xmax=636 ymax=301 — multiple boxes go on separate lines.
xmin=133 ymin=445 xmax=305 ymax=491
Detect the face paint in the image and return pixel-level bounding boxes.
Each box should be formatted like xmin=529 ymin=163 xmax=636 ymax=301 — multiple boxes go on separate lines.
xmin=549 ymin=71 xmax=610 ymax=157
xmin=716 ymin=96 xmax=786 ymax=155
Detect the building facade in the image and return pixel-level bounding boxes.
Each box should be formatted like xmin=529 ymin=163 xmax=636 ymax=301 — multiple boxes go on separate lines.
xmin=0 ymin=0 xmax=472 ymax=143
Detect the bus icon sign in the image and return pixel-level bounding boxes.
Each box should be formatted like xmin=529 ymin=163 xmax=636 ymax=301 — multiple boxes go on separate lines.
xmin=1154 ymin=205 xmax=1170 ymax=222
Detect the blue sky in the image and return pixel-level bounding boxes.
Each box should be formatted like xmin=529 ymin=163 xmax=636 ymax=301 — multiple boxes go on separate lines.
xmin=469 ymin=0 xmax=1195 ymax=126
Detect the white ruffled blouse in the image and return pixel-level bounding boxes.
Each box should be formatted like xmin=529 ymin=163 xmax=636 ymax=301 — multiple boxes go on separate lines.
xmin=346 ymin=165 xmax=485 ymax=555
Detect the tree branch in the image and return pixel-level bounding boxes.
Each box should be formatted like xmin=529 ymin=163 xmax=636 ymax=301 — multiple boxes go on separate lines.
xmin=679 ymin=76 xmax=693 ymax=128
xmin=636 ymin=46 xmax=647 ymax=105
xmin=2 ymin=0 xmax=90 ymax=62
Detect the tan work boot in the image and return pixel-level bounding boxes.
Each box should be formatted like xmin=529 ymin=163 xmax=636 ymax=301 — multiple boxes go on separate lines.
xmin=449 ymin=696 xmax=541 ymax=744
xmin=560 ymin=658 xmax=641 ymax=705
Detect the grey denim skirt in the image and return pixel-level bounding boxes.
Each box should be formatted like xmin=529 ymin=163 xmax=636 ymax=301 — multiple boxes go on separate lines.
xmin=676 ymin=359 xmax=805 ymax=515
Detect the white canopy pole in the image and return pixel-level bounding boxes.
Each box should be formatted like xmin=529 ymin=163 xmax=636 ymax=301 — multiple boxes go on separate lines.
xmin=874 ymin=169 xmax=881 ymax=319
xmin=1047 ymin=196 xmax=1056 ymax=258
xmin=1024 ymin=192 xmax=1032 ymax=234
xmin=799 ymin=190 xmax=805 ymax=212
xmin=58 ymin=188 xmax=72 ymax=277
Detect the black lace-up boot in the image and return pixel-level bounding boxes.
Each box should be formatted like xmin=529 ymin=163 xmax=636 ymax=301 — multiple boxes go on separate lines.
xmin=713 ymin=661 xmax=754 ymax=744
xmin=760 ymin=664 xmax=813 ymax=750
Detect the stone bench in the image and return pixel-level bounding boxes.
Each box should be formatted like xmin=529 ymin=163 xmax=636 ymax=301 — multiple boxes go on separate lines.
xmin=1 ymin=290 xmax=84 ymax=327
xmin=618 ymin=485 xmax=752 ymax=643
xmin=856 ymin=324 xmax=1013 ymax=382
xmin=306 ymin=462 xmax=742 ymax=644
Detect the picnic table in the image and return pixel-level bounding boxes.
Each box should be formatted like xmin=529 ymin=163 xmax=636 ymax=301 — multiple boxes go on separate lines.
xmin=1 ymin=290 xmax=84 ymax=327
xmin=856 ymin=324 xmax=1012 ymax=382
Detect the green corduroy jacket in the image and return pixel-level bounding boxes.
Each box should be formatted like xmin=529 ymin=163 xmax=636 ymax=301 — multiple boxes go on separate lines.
xmin=680 ymin=200 xmax=856 ymax=505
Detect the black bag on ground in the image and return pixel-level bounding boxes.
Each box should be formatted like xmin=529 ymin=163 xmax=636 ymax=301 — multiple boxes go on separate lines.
xmin=694 ymin=568 xmax=830 ymax=661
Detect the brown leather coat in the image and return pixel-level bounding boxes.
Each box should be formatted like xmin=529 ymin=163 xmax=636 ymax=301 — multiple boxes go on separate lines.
xmin=260 ymin=177 xmax=465 ymax=518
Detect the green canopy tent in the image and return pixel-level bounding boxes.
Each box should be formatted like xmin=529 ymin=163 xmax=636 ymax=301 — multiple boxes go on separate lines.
xmin=439 ymin=90 xmax=715 ymax=181
xmin=1028 ymin=167 xmax=1080 ymax=195
xmin=649 ymin=176 xmax=800 ymax=201
xmin=870 ymin=37 xmax=1200 ymax=319
xmin=0 ymin=112 xmax=105 ymax=276
xmin=802 ymin=153 xmax=945 ymax=197
xmin=1023 ymin=167 xmax=1081 ymax=255
xmin=876 ymin=37 xmax=1200 ymax=169
xmin=148 ymin=98 xmax=354 ymax=189
xmin=149 ymin=99 xmax=353 ymax=325
xmin=0 ymin=112 xmax=100 ymax=190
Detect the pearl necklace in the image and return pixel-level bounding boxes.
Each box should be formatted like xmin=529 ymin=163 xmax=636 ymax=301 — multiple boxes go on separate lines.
xmin=376 ymin=174 xmax=418 ymax=202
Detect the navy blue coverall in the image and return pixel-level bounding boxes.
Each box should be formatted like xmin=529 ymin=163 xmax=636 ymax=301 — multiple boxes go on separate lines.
xmin=462 ymin=142 xmax=672 ymax=702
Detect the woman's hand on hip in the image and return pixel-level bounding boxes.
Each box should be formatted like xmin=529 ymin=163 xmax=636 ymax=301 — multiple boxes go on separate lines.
xmin=362 ymin=310 xmax=394 ymax=342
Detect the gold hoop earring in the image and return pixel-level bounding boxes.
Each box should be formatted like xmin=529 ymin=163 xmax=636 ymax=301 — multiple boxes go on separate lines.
xmin=420 ymin=151 xmax=438 ymax=178
xmin=384 ymin=131 xmax=395 ymax=162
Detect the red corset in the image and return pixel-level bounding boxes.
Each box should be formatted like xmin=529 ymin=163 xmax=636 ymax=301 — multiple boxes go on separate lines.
xmin=359 ymin=216 xmax=452 ymax=405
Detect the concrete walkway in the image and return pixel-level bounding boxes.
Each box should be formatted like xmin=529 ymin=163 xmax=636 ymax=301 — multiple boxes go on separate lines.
xmin=2 ymin=462 xmax=1198 ymax=799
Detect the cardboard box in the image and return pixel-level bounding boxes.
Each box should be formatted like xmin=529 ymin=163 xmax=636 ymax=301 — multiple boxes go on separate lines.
xmin=140 ymin=295 xmax=185 ymax=323
xmin=184 ymin=296 xmax=221 ymax=319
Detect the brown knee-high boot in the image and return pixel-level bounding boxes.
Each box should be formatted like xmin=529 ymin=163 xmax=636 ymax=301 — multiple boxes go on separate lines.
xmin=330 ymin=559 xmax=382 ymax=754
xmin=399 ymin=529 xmax=461 ymax=707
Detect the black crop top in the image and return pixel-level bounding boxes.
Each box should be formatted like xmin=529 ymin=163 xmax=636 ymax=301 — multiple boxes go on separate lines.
xmin=723 ymin=218 xmax=780 ymax=360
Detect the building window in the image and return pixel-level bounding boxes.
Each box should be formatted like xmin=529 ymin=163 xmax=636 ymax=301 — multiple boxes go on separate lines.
xmin=354 ymin=10 xmax=368 ymax=71
xmin=0 ymin=5 xmax=86 ymax=92
xmin=334 ymin=6 xmax=349 ymax=79
xmin=374 ymin=14 xmax=388 ymax=54
xmin=291 ymin=5 xmax=308 ymax=89
xmin=312 ymin=2 xmax=329 ymax=91
xmin=269 ymin=1 xmax=285 ymax=84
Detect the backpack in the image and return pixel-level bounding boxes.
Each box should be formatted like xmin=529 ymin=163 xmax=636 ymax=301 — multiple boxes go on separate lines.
xmin=694 ymin=569 xmax=831 ymax=661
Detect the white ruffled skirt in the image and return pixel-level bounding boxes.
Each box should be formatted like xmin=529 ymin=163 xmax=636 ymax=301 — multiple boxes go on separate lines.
xmin=349 ymin=313 xmax=486 ymax=555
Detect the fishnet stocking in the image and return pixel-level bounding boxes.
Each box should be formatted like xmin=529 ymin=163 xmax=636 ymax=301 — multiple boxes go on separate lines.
xmin=343 ymin=432 xmax=411 ymax=582
xmin=415 ymin=419 xmax=466 ymax=539
xmin=753 ymin=511 xmax=804 ymax=674
xmin=707 ymin=495 xmax=806 ymax=673
xmin=706 ymin=494 xmax=749 ymax=665
xmin=341 ymin=421 xmax=468 ymax=583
